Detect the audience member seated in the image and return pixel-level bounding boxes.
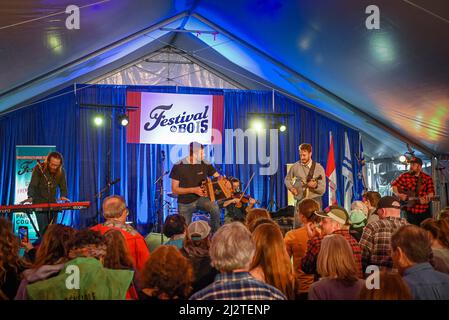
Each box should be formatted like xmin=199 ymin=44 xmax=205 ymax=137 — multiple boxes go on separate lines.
xmin=308 ymin=234 xmax=365 ymax=300
xmin=250 ymin=223 xmax=295 ymax=300
xmin=284 ymin=199 xmax=319 ymax=299
xmin=162 ymin=214 xmax=187 ymax=249
xmin=421 ymin=218 xmax=449 ymax=274
xmin=145 ymin=232 xmax=168 ymax=253
xmin=301 ymin=206 xmax=362 ymax=279
xmin=391 ymin=225 xmax=449 ymax=300
xmin=359 ymin=270 xmax=413 ymax=300
xmin=140 ymin=245 xmax=193 ymax=299
xmin=26 ymin=230 xmax=134 ymax=300
xmin=15 ymin=224 xmax=76 ymax=300
xmin=0 ymin=218 xmax=29 ymax=300
xmin=247 ymin=217 xmax=276 ymax=233
xmin=363 ymin=191 xmax=381 ymax=224
xmin=359 ymin=196 xmax=408 ymax=272
xmin=349 ymin=209 xmax=367 ymax=242
xmin=91 ymin=195 xmax=150 ymax=271
xmin=190 ymin=222 xmax=286 ymax=300
xmin=245 ymin=208 xmax=271 ymax=231
xmin=104 ymin=229 xmax=139 ymax=299
xmin=181 ymin=220 xmax=218 ymax=294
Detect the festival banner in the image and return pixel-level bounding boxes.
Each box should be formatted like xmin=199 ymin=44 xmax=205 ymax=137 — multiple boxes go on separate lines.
xmin=126 ymin=92 xmax=224 ymax=145
xmin=14 ymin=145 xmax=55 ymax=241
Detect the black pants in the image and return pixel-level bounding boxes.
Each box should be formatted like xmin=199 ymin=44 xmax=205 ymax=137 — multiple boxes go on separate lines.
xmin=404 ymin=208 xmax=432 ymax=226
xmin=35 ymin=211 xmax=58 ymax=236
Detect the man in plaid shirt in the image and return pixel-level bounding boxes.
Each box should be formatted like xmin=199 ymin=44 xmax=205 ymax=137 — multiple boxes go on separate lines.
xmin=391 ymin=156 xmax=435 ymax=226
xmin=301 ymin=206 xmax=363 ymax=279
xmin=359 ymin=196 xmax=408 ymax=271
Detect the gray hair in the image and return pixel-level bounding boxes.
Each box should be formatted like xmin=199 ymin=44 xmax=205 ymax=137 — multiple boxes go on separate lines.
xmin=209 ymin=222 xmax=255 ymax=272
xmin=102 ymin=195 xmax=126 ymax=219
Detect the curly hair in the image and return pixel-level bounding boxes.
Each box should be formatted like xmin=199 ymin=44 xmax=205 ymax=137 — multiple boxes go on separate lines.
xmin=103 ymin=229 xmax=134 ymax=270
xmin=34 ymin=224 xmax=76 ymax=268
xmin=140 ymin=245 xmax=193 ymax=299
xmin=67 ymin=229 xmax=107 ymax=260
xmin=0 ymin=218 xmax=27 ymax=286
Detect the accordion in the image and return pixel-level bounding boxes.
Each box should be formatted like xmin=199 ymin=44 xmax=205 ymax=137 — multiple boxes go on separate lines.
xmin=201 ymin=177 xmax=233 ymax=202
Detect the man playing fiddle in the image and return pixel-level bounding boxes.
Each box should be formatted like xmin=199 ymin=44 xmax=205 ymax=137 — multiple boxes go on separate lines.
xmin=221 ymin=178 xmax=257 ymax=223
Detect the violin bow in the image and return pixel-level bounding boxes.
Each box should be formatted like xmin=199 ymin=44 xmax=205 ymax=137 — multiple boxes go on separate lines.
xmin=239 ymin=172 xmax=256 ymax=201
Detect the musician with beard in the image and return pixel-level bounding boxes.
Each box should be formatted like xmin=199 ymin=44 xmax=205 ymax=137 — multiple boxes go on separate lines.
xmin=392 ymin=156 xmax=435 ymax=226
xmin=26 ymin=151 xmax=69 ymax=233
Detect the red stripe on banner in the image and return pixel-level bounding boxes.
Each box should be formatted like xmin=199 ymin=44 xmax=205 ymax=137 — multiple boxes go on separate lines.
xmin=212 ymin=95 xmax=224 ymax=144
xmin=126 ymin=91 xmax=142 ymax=143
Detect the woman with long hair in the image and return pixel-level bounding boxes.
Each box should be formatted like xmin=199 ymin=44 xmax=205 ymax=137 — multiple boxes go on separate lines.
xmin=309 ymin=234 xmax=364 ymax=300
xmin=0 ymin=218 xmax=29 ymax=300
xmin=359 ymin=270 xmax=412 ymax=300
xmin=15 ymin=224 xmax=76 ymax=299
xmin=103 ymin=229 xmax=135 ymax=270
xmin=250 ymin=223 xmax=295 ymax=300
xmin=421 ymin=218 xmax=449 ymax=274
xmin=140 ymin=245 xmax=194 ymax=299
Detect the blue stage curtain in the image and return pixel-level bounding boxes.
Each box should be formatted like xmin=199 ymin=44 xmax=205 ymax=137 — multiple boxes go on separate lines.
xmin=0 ymin=84 xmax=364 ymax=233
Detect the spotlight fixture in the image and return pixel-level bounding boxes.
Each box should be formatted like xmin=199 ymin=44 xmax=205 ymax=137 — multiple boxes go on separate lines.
xmin=118 ymin=114 xmax=129 ymax=127
xmin=93 ymin=115 xmax=104 ymax=127
xmin=399 ymin=155 xmax=407 ymax=163
xmin=251 ymin=119 xmax=264 ymax=132
xmin=279 ymin=124 xmax=287 ymax=132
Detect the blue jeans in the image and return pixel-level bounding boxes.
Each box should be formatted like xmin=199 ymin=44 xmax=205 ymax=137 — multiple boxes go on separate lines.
xmin=177 ymin=197 xmax=221 ymax=232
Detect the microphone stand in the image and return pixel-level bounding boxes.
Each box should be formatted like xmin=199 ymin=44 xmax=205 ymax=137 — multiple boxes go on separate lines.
xmin=154 ymin=150 xmax=168 ymax=244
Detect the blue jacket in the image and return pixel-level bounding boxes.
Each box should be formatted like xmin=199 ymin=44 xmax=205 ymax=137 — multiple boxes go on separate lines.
xmin=403 ymin=262 xmax=449 ymax=300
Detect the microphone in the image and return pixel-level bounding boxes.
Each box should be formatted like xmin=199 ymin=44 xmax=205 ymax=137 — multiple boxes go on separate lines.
xmin=154 ymin=171 xmax=169 ymax=185
xmin=108 ymin=178 xmax=121 ymax=186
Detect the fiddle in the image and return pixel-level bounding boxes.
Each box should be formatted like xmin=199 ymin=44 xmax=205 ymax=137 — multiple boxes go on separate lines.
xmin=232 ymin=192 xmax=259 ymax=209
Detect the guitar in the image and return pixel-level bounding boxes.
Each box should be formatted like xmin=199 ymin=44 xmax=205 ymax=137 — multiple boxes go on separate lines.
xmin=399 ymin=189 xmax=440 ymax=209
xmin=291 ymin=175 xmax=323 ymax=200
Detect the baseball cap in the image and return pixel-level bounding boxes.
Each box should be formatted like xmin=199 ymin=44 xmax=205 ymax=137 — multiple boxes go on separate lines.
xmin=314 ymin=206 xmax=349 ymax=225
xmin=188 ymin=220 xmax=211 ymax=241
xmin=409 ymin=156 xmax=423 ymax=166
xmin=376 ymin=196 xmax=401 ymax=210
xmin=349 ymin=209 xmax=367 ymax=228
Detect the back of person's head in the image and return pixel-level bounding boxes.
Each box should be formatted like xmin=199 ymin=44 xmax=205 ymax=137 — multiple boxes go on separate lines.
xmin=34 ymin=224 xmax=76 ymax=268
xmin=183 ymin=220 xmax=211 ymax=257
xmin=163 ymin=214 xmax=186 ymax=238
xmin=297 ymin=199 xmax=320 ymax=223
xmin=317 ymin=234 xmax=359 ymax=284
xmin=391 ymin=225 xmax=432 ymax=264
xmin=359 ymin=271 xmax=413 ymax=300
xmin=0 ymin=218 xmax=23 ymax=284
xmin=247 ymin=218 xmax=276 ymax=233
xmin=250 ymin=223 xmax=295 ymax=299
xmin=140 ymin=245 xmax=193 ymax=299
xmin=67 ymin=229 xmax=107 ymax=261
xmin=102 ymin=195 xmax=127 ymax=219
xmin=245 ymin=208 xmax=271 ymax=229
xmin=210 ymin=222 xmax=255 ymax=272
xmin=420 ymin=218 xmax=449 ymax=249
xmin=351 ymin=201 xmax=368 ymax=216
xmin=103 ymin=229 xmax=134 ymax=270
xmin=439 ymin=207 xmax=449 ymax=221
xmin=364 ymin=191 xmax=381 ymax=208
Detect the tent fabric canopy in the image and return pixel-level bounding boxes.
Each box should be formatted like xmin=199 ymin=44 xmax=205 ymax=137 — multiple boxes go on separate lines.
xmin=0 ymin=0 xmax=448 ymax=158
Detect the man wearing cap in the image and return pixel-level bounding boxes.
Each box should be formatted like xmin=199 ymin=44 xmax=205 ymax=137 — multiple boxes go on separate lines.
xmin=359 ymin=196 xmax=408 ymax=272
xmin=301 ymin=206 xmax=363 ymax=279
xmin=391 ymin=156 xmax=435 ymax=226
xmin=285 ymin=143 xmax=326 ymax=209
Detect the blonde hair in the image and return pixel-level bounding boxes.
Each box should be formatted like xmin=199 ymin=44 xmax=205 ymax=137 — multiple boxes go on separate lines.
xmin=210 ymin=222 xmax=255 ymax=272
xmin=317 ymin=234 xmax=359 ymax=284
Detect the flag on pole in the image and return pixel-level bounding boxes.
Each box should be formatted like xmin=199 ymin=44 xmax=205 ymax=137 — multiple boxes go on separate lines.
xmin=358 ymin=133 xmax=368 ymax=195
xmin=342 ymin=132 xmax=354 ymax=211
xmin=326 ymin=131 xmax=338 ymax=206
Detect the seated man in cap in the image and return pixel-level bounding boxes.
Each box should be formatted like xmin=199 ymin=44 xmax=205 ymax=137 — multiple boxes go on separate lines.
xmin=301 ymin=206 xmax=363 ymax=279
xmin=391 ymin=156 xmax=435 ymax=226
xmin=359 ymin=196 xmax=409 ymax=272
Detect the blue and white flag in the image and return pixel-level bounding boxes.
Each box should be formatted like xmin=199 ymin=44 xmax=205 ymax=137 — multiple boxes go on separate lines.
xmin=342 ymin=132 xmax=353 ymax=211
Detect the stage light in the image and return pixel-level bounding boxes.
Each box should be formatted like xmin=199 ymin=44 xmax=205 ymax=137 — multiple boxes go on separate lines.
xmin=118 ymin=114 xmax=129 ymax=127
xmin=399 ymin=155 xmax=407 ymax=163
xmin=93 ymin=115 xmax=104 ymax=127
xmin=251 ymin=120 xmax=264 ymax=132
xmin=279 ymin=124 xmax=287 ymax=132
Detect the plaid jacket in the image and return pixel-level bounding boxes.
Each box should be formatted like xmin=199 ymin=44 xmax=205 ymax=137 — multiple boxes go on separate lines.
xmin=359 ymin=217 xmax=409 ymax=270
xmin=391 ymin=171 xmax=435 ymax=214
xmin=190 ymin=272 xmax=286 ymax=300
xmin=301 ymin=229 xmax=363 ymax=278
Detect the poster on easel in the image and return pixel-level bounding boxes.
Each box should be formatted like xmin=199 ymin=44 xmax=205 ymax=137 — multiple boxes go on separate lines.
xmin=13 ymin=145 xmax=56 ymax=241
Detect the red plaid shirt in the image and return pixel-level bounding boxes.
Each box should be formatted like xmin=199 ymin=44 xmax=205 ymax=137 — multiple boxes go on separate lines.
xmin=301 ymin=229 xmax=363 ymax=279
xmin=391 ymin=171 xmax=435 ymax=214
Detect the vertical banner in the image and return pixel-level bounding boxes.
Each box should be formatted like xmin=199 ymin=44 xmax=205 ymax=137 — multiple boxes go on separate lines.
xmin=14 ymin=145 xmax=55 ymax=241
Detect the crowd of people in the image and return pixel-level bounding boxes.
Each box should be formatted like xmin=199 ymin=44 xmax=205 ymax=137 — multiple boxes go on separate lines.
xmin=1 ymin=193 xmax=449 ymax=300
